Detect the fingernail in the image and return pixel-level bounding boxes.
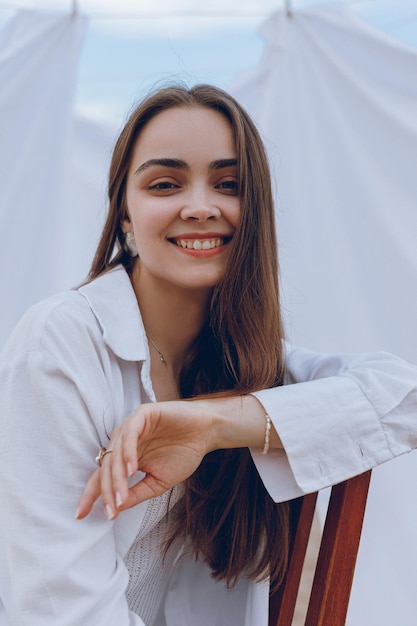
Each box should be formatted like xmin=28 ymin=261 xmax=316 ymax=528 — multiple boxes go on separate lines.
xmin=105 ymin=504 xmax=115 ymax=520
xmin=116 ymin=491 xmax=123 ymax=508
xmin=75 ymin=507 xmax=80 ymax=519
xmin=127 ymin=462 xmax=134 ymax=477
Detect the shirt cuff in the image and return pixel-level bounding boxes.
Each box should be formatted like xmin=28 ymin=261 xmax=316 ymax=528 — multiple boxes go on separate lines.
xmin=250 ymin=376 xmax=393 ymax=502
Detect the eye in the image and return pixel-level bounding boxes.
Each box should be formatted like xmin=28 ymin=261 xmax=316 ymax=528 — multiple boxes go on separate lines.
xmin=216 ymin=179 xmax=239 ymax=194
xmin=148 ymin=180 xmax=180 ymax=192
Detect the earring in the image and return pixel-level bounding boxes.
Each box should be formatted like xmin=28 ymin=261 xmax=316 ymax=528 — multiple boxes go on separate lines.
xmin=123 ymin=231 xmax=138 ymax=257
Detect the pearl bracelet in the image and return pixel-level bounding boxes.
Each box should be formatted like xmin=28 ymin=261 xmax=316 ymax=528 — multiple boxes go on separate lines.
xmin=261 ymin=414 xmax=271 ymax=455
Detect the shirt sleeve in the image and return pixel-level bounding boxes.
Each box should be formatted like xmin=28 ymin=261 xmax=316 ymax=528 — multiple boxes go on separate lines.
xmin=250 ymin=342 xmax=417 ymax=502
xmin=0 ymin=296 xmax=145 ymax=626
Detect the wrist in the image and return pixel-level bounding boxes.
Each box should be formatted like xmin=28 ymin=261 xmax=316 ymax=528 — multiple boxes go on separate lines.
xmin=196 ymin=394 xmax=281 ymax=453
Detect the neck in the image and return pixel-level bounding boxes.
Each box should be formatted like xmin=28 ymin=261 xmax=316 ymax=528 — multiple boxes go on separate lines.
xmin=131 ymin=266 xmax=212 ymax=377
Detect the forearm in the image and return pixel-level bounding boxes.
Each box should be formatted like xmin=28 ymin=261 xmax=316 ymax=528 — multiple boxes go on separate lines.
xmin=197 ymin=394 xmax=283 ymax=452
xmin=252 ymin=347 xmax=417 ymax=500
xmin=0 ymin=350 xmax=139 ymax=625
xmin=79 ymin=395 xmax=284 ymax=519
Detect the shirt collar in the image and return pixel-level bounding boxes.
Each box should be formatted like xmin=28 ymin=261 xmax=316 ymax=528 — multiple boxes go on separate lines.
xmin=78 ymin=265 xmax=148 ymax=362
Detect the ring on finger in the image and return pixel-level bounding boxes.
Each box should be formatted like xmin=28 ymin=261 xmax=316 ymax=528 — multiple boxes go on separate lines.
xmin=95 ymin=447 xmax=114 ymax=467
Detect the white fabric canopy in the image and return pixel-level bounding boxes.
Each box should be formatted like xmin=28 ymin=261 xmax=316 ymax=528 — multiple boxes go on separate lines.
xmin=0 ymin=10 xmax=87 ymax=348
xmin=231 ymin=7 xmax=417 ymax=625
xmin=232 ymin=5 xmax=417 ymax=364
xmin=60 ymin=114 xmax=117 ymax=290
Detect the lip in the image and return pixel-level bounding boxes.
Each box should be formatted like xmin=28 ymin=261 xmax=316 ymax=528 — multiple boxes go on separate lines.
xmin=169 ymin=232 xmax=233 ymax=240
xmin=168 ymin=232 xmax=234 ymax=257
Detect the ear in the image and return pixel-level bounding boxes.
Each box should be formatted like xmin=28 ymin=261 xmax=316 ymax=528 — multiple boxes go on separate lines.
xmin=121 ymin=217 xmax=131 ymax=233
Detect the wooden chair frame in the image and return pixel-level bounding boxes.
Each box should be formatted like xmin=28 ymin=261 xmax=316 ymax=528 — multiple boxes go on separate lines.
xmin=269 ymin=470 xmax=372 ymax=626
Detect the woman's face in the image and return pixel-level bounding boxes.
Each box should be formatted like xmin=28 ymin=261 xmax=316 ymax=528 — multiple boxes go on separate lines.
xmin=123 ymin=105 xmax=241 ymax=295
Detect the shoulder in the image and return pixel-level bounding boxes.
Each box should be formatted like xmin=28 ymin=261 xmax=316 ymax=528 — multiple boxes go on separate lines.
xmin=0 ymin=289 xmax=103 ymax=368
xmin=1 ymin=265 xmax=147 ymax=366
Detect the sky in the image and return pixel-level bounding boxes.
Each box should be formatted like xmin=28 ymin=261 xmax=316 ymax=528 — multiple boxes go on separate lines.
xmin=1 ymin=0 xmax=417 ymax=123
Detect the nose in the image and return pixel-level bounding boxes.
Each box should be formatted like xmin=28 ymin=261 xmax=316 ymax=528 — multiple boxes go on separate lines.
xmin=180 ymin=188 xmax=221 ymax=222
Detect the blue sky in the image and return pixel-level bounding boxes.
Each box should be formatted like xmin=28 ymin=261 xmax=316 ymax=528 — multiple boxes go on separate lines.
xmin=1 ymin=0 xmax=417 ymax=124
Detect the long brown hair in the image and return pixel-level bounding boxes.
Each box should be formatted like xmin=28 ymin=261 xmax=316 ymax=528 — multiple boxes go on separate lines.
xmin=89 ymin=84 xmax=289 ymax=591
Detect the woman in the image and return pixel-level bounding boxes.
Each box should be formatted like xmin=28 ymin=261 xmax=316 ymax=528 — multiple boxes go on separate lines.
xmin=0 ymin=84 xmax=416 ymax=626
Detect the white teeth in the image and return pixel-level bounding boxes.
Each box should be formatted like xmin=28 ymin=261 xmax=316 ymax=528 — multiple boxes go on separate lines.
xmin=176 ymin=238 xmax=225 ymax=249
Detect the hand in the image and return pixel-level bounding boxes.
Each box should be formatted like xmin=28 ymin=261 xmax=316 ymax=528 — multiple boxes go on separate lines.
xmin=76 ymin=400 xmax=215 ymax=521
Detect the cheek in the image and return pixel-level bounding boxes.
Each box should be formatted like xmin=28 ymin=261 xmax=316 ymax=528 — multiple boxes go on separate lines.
xmin=131 ymin=212 xmax=169 ymax=254
xmin=230 ymin=200 xmax=241 ymax=228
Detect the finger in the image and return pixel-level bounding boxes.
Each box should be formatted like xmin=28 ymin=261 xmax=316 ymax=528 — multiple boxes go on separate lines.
xmin=121 ymin=411 xmax=148 ymax=477
xmin=99 ymin=444 xmax=124 ymax=520
xmin=108 ymin=434 xmax=132 ymax=513
xmin=76 ymin=469 xmax=101 ymax=519
xmin=118 ymin=474 xmax=170 ymax=510
xmin=100 ymin=421 xmax=137 ymax=519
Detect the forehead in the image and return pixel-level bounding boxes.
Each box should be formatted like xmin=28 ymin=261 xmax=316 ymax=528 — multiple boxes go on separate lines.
xmin=131 ymin=105 xmax=237 ymax=164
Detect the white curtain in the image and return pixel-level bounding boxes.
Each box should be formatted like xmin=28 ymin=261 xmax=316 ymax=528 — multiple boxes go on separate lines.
xmin=232 ymin=5 xmax=417 ymax=364
xmin=232 ymin=7 xmax=417 ymax=625
xmin=59 ymin=114 xmax=118 ymax=293
xmin=0 ymin=10 xmax=87 ymax=349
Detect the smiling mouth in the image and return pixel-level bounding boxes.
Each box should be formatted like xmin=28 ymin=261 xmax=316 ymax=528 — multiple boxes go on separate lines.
xmin=171 ymin=237 xmax=230 ymax=250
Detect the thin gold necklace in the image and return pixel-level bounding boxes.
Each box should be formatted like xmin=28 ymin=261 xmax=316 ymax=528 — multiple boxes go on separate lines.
xmin=146 ymin=333 xmax=167 ymax=365
xmin=146 ymin=333 xmax=180 ymax=399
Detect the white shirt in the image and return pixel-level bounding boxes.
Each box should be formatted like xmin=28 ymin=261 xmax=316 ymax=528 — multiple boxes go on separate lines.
xmin=0 ymin=265 xmax=416 ymax=626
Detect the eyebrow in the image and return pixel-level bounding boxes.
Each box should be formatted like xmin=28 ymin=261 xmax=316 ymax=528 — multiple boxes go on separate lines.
xmin=209 ymin=158 xmax=238 ymax=171
xmin=134 ymin=158 xmax=187 ymax=175
xmin=134 ymin=157 xmax=237 ymax=176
